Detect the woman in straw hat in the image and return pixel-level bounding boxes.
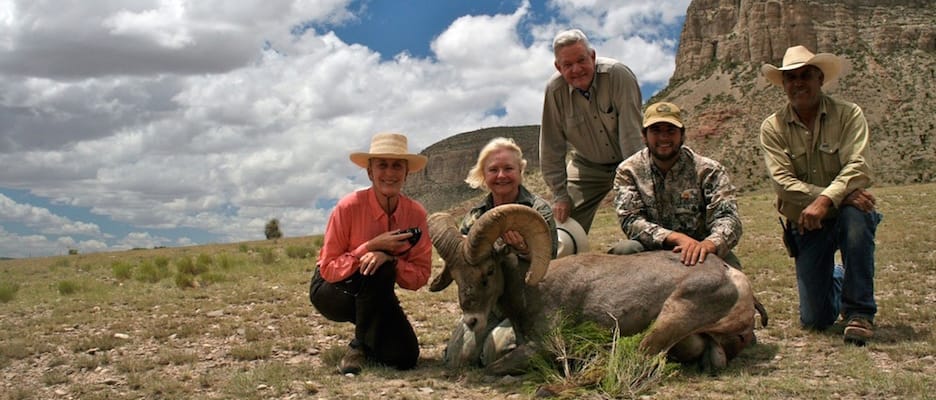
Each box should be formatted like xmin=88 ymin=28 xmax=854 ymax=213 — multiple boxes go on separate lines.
xmin=441 ymin=137 xmax=558 ymax=368
xmin=310 ymin=132 xmax=431 ymax=374
xmin=759 ymin=45 xmax=881 ymax=346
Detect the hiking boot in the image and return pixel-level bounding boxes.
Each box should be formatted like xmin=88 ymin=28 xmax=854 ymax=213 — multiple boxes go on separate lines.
xmin=843 ymin=317 xmax=874 ymax=346
xmin=338 ymin=346 xmax=365 ymax=375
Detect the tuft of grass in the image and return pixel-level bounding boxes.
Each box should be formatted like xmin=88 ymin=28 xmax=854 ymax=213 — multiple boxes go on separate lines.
xmin=56 ymin=280 xmax=80 ymax=295
xmin=531 ymin=316 xmax=676 ymax=398
xmin=71 ymin=334 xmax=122 ymax=354
xmin=156 ymin=349 xmax=198 ymax=366
xmin=0 ymin=339 xmax=31 ymax=360
xmin=41 ymin=370 xmax=70 ymax=386
xmin=0 ymin=281 xmax=21 ymax=302
xmin=259 ymin=248 xmax=275 ymax=264
xmin=229 ymin=342 xmax=272 ymax=361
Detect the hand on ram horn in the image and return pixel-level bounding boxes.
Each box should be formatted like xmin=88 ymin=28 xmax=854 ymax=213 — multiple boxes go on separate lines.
xmin=502 ymin=230 xmax=529 ymax=255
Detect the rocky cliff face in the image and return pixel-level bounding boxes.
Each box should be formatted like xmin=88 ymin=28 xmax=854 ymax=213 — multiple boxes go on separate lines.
xmin=409 ymin=0 xmax=936 ymax=211
xmin=660 ymin=0 xmax=936 ymax=192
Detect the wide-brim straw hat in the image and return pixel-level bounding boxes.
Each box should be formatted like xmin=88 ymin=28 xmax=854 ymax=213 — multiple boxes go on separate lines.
xmin=349 ymin=132 xmax=428 ymax=172
xmin=761 ymin=45 xmax=845 ymax=88
xmin=556 ymin=217 xmax=589 ymax=258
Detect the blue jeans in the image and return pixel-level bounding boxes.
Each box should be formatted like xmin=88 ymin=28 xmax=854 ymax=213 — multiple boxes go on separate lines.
xmin=791 ymin=206 xmax=882 ymax=330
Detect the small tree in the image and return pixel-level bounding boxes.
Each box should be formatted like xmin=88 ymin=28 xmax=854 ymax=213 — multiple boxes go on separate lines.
xmin=265 ymin=218 xmax=283 ymax=240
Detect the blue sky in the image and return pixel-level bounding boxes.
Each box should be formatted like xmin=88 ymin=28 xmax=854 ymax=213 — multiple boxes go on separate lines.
xmin=0 ymin=0 xmax=689 ymax=258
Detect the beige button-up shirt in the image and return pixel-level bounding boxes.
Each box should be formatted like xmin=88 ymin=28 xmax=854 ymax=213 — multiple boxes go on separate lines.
xmin=759 ymin=94 xmax=873 ymax=221
xmin=540 ymin=57 xmax=643 ymax=203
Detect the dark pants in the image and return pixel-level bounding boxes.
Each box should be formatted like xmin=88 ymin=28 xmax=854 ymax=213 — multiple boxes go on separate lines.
xmin=309 ymin=263 xmax=419 ymax=369
xmin=791 ymin=206 xmax=881 ymax=330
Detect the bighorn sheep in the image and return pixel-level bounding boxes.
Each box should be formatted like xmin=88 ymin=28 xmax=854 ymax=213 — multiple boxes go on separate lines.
xmin=428 ymin=204 xmax=766 ymax=375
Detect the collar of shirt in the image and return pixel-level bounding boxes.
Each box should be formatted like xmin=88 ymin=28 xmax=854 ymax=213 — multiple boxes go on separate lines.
xmin=782 ymin=94 xmax=831 ymax=127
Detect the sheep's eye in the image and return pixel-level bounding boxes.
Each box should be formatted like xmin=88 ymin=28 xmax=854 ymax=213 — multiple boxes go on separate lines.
xmin=486 ymin=268 xmax=495 ymax=276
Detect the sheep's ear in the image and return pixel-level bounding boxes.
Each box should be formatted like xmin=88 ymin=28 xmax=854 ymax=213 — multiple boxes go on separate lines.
xmin=428 ymin=264 xmax=453 ymax=292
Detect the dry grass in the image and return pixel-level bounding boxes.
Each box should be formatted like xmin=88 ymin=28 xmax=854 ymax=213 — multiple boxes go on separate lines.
xmin=1 ymin=184 xmax=934 ymax=399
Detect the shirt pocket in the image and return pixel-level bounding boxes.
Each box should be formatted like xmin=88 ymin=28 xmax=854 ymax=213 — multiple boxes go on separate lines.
xmin=817 ymin=141 xmax=840 ymax=170
xmin=787 ymin=146 xmax=809 ymax=178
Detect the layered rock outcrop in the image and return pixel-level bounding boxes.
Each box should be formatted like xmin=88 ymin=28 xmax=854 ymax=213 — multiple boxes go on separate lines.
xmin=409 ymin=0 xmax=936 ymax=211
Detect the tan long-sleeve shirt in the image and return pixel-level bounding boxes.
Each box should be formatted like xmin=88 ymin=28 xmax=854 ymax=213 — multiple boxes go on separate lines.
xmin=759 ymin=94 xmax=873 ymax=221
xmin=540 ymin=57 xmax=643 ymax=203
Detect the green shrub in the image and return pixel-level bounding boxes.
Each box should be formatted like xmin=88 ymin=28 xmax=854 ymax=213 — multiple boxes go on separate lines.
xmin=174 ymin=273 xmax=197 ymax=289
xmin=0 ymin=281 xmax=20 ymax=303
xmin=238 ymin=244 xmax=248 ymax=252
xmin=195 ymin=254 xmax=213 ymax=271
xmin=216 ymin=254 xmax=233 ymax=270
xmin=286 ymin=245 xmax=317 ymax=259
xmin=112 ymin=261 xmax=134 ymax=281
xmin=153 ymin=256 xmax=170 ymax=269
xmin=259 ymin=248 xmax=275 ymax=264
xmin=137 ymin=260 xmax=171 ymax=283
xmin=201 ymin=272 xmax=227 ymax=284
xmin=175 ymin=256 xmax=200 ymax=276
xmin=56 ymin=280 xmax=80 ymax=295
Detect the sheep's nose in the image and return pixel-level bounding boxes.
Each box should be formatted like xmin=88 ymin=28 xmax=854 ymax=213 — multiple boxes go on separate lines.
xmin=463 ymin=316 xmax=478 ymax=329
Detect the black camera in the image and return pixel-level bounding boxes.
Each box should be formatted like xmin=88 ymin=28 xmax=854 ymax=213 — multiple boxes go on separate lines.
xmin=400 ymin=227 xmax=422 ymax=246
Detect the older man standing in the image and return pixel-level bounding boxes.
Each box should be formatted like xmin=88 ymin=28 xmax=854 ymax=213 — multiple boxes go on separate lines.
xmin=540 ymin=28 xmax=643 ymax=233
xmin=760 ymin=45 xmax=882 ymax=345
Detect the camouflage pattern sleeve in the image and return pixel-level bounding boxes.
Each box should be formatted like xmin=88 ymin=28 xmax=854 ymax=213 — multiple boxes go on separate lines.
xmin=613 ymin=154 xmax=672 ymax=249
xmin=701 ymin=161 xmax=742 ymax=257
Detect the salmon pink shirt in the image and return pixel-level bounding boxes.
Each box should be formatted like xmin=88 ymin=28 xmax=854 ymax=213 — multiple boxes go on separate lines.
xmin=317 ymin=187 xmax=431 ymax=291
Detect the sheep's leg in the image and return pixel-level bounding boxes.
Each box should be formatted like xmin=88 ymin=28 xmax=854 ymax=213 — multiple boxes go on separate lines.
xmin=484 ymin=342 xmax=540 ymax=376
xmin=639 ymin=264 xmax=738 ymax=355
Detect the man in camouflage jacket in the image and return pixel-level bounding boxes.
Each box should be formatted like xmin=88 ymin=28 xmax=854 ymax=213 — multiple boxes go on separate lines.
xmin=610 ymin=102 xmax=742 ymax=268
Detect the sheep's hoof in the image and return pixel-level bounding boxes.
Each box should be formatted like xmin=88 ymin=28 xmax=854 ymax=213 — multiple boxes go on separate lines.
xmin=700 ymin=339 xmax=727 ymax=375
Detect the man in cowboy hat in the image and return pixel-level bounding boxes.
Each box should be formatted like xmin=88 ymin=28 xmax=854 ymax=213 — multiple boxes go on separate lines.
xmin=540 ymin=28 xmax=643 ymax=235
xmin=760 ymin=45 xmax=882 ymax=345
xmin=609 ymin=102 xmax=742 ymax=268
xmin=310 ymin=132 xmax=432 ymax=374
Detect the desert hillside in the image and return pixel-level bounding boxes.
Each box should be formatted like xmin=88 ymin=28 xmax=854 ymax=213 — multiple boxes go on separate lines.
xmin=407 ymin=0 xmax=936 ymax=210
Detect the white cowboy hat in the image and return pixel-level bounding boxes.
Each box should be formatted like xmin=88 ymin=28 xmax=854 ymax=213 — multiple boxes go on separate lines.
xmin=556 ymin=218 xmax=589 ymax=258
xmin=349 ymin=132 xmax=428 ymax=172
xmin=761 ymin=45 xmax=845 ymax=88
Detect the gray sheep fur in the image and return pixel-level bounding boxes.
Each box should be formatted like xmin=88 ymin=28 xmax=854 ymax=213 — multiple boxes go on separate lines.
xmin=428 ymin=204 xmax=766 ymax=375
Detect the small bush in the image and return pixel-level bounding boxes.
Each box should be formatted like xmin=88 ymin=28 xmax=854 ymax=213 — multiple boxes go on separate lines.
xmin=201 ymin=272 xmax=227 ymax=284
xmin=229 ymin=342 xmax=272 ymax=361
xmin=137 ymin=260 xmax=171 ymax=283
xmin=195 ymin=254 xmax=213 ymax=271
xmin=286 ymin=245 xmax=317 ymax=259
xmin=56 ymin=280 xmax=80 ymax=295
xmin=175 ymin=256 xmax=196 ymax=275
xmin=174 ymin=273 xmax=197 ymax=289
xmin=0 ymin=281 xmax=20 ymax=303
xmin=112 ymin=261 xmax=134 ymax=281
xmin=259 ymin=248 xmax=275 ymax=264
xmin=153 ymin=256 xmax=170 ymax=269
xmin=216 ymin=254 xmax=233 ymax=270
xmin=238 ymin=244 xmax=248 ymax=253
